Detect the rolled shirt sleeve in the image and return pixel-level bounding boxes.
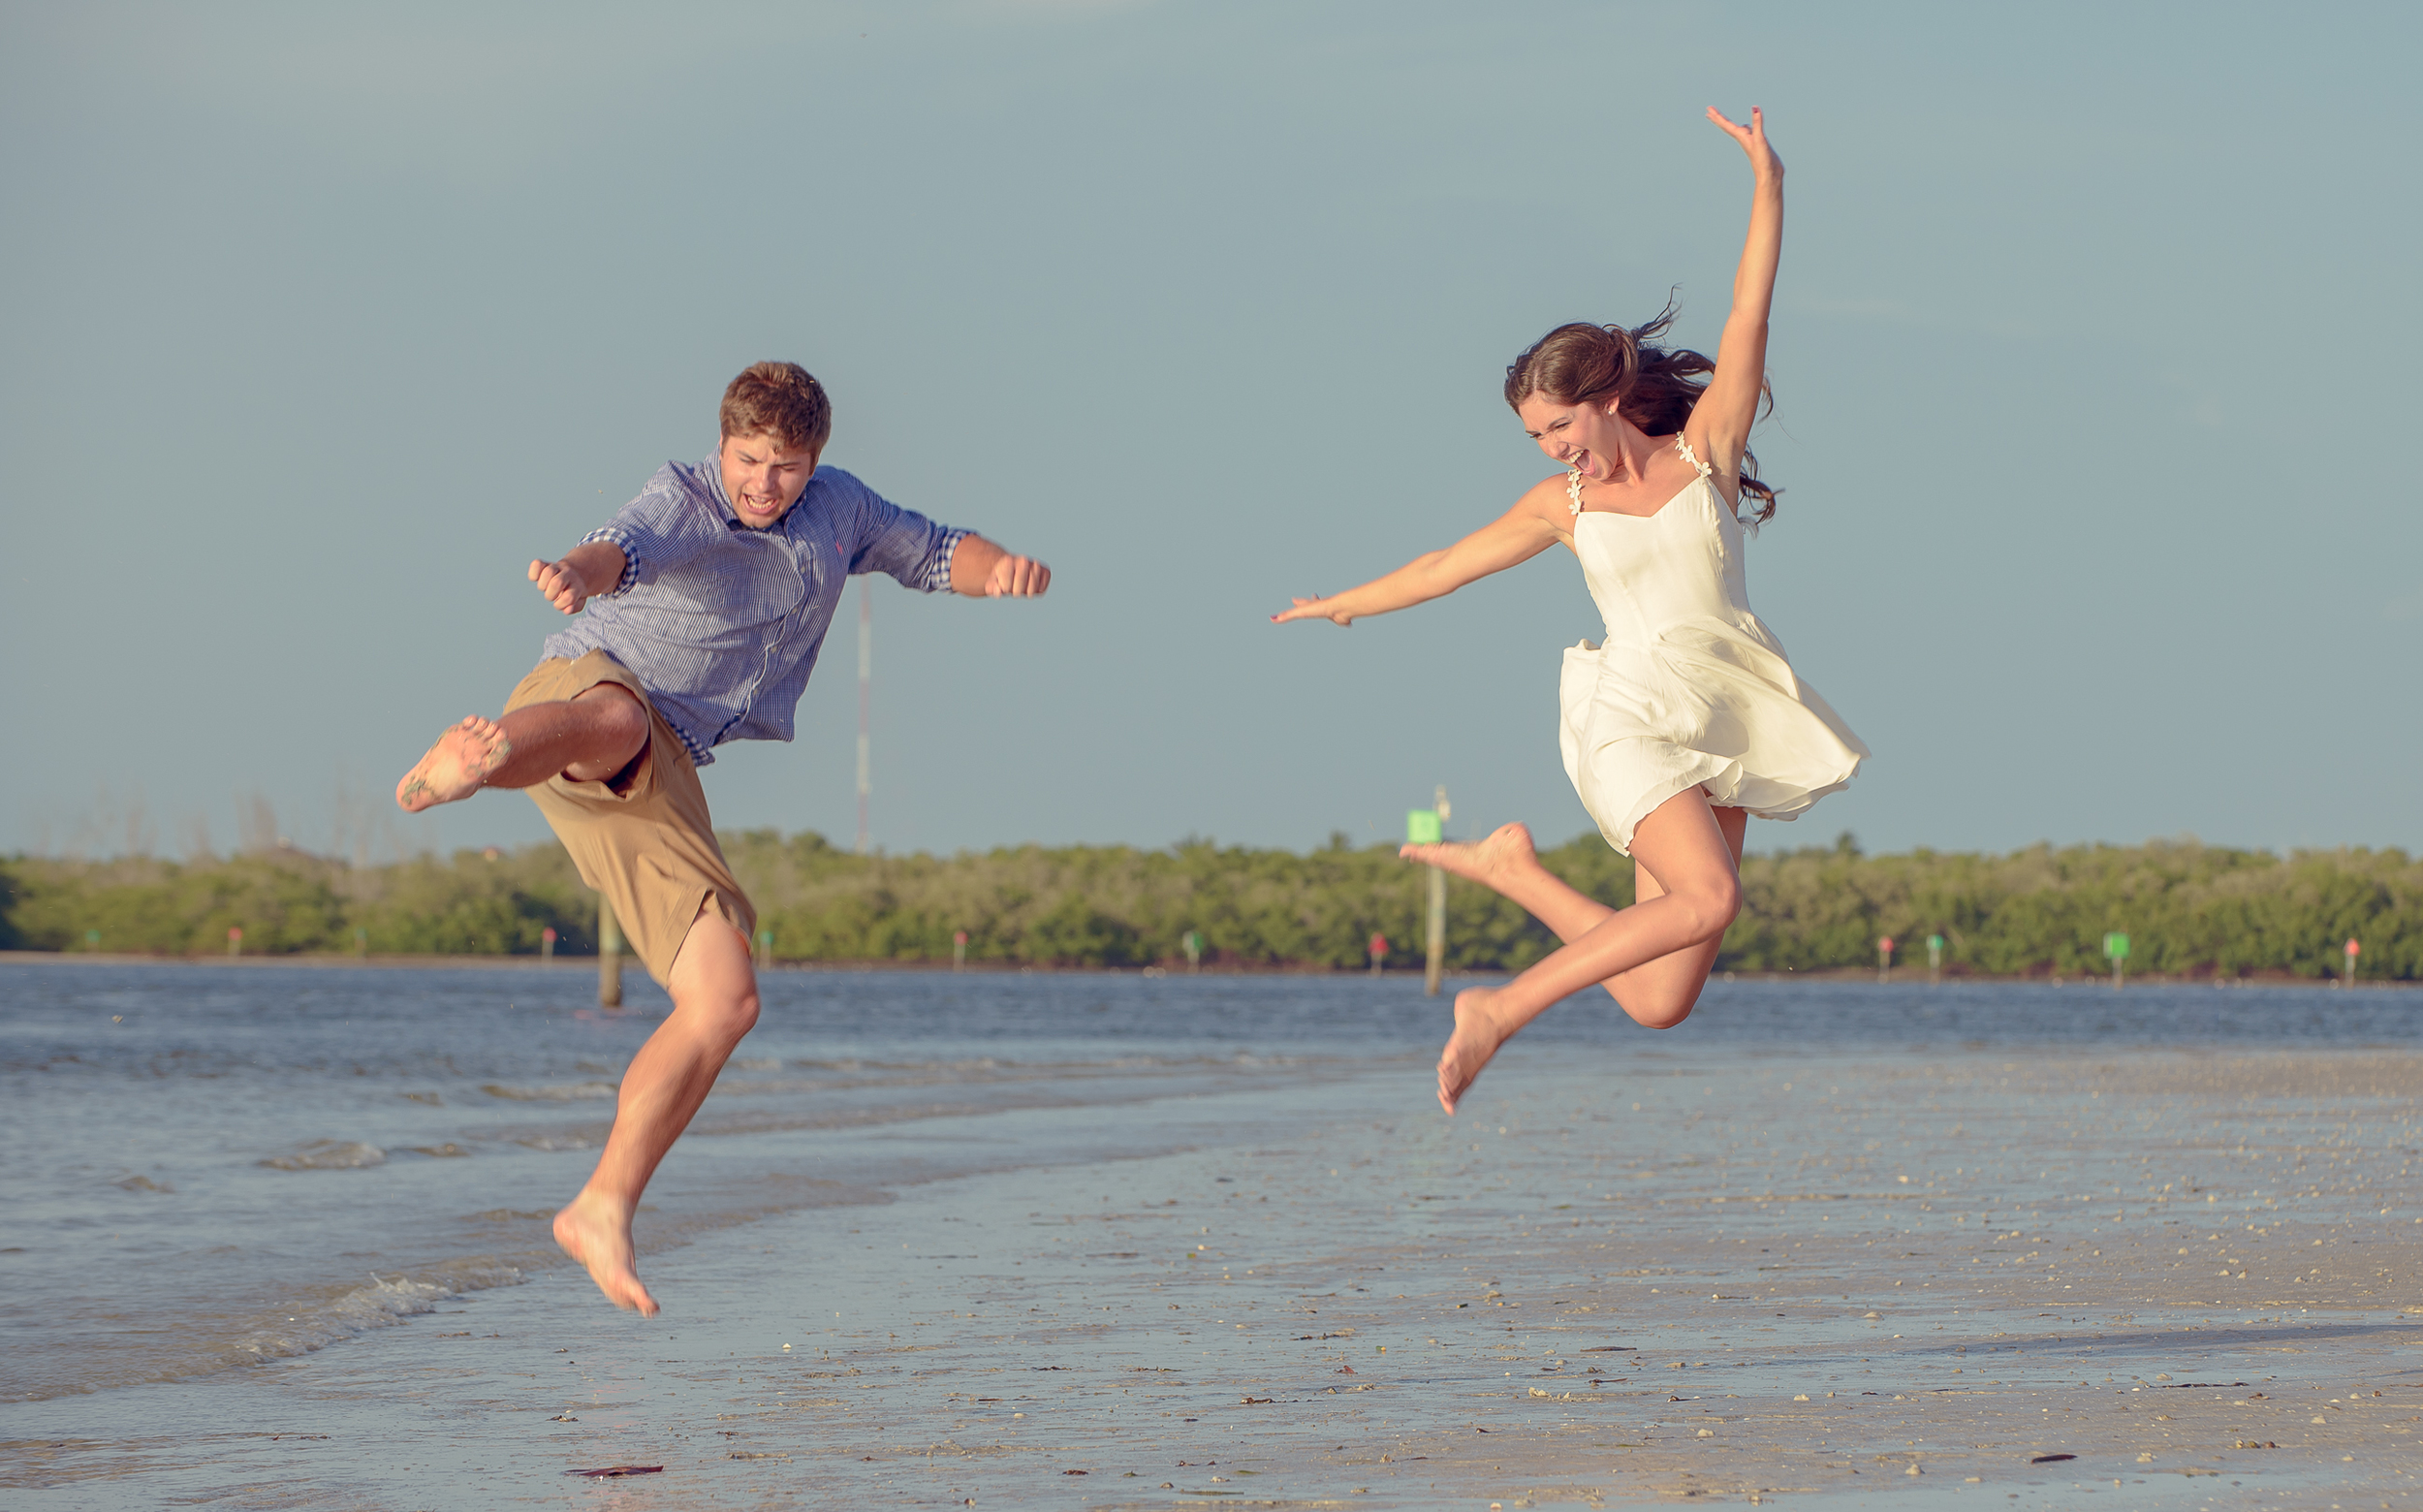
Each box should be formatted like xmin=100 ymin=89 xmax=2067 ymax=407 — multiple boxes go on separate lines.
xmin=839 ymin=474 xmax=969 ymax=593
xmin=576 ymin=525 xmax=644 ymax=597
xmin=580 ymin=463 xmax=733 ymax=597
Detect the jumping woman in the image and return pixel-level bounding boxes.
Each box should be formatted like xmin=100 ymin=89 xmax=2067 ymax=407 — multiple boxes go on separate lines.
xmin=1273 ymin=108 xmax=1866 ymax=1116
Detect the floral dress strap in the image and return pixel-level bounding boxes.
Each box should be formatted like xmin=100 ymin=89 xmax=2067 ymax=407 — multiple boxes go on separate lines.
xmin=1564 ymin=466 xmax=1586 ymax=518
xmin=1674 ymin=433 xmax=1714 ymax=480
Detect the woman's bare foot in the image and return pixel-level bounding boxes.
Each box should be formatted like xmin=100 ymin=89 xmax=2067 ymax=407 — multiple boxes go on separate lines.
xmin=552 ymin=1189 xmax=659 ymax=1316
xmin=1401 ymin=822 xmax=1548 ymax=890
xmin=395 ymin=716 xmax=513 ymax=812
xmin=1437 ymin=985 xmax=1517 ymax=1116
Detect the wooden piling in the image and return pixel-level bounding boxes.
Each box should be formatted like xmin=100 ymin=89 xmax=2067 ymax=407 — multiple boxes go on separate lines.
xmin=598 ymin=895 xmax=623 ymax=1007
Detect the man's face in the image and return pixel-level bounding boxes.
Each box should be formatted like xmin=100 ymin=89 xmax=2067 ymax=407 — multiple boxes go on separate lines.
xmin=718 ymin=430 xmax=820 ymax=529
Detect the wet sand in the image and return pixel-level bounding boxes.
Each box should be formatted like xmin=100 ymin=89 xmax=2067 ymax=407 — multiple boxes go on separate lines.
xmin=10 ymin=1043 xmax=2420 ymax=1508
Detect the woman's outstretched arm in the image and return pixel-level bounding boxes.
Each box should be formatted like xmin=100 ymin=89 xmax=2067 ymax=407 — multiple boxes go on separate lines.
xmin=1272 ymin=488 xmax=1564 ymax=626
xmin=1686 ymin=107 xmax=1783 ymax=480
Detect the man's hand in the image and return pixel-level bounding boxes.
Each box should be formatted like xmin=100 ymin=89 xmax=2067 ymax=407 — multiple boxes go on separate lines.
xmin=949 ymin=534 xmax=1051 ymax=597
xmin=983 ymin=552 xmax=1051 ymax=598
xmin=528 ymin=556 xmax=595 ymax=614
xmin=527 ymin=541 xmax=629 ymax=615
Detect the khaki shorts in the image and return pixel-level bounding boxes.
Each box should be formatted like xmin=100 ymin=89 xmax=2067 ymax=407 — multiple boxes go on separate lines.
xmin=504 ymin=650 xmax=755 ymax=987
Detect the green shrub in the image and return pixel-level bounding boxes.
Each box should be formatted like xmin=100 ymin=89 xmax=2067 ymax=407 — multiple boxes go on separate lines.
xmin=4 ymin=832 xmax=2413 ymax=977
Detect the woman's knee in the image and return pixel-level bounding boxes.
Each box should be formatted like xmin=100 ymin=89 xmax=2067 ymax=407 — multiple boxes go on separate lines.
xmin=1615 ymin=975 xmax=1705 ymax=1030
xmin=1628 ymin=994 xmax=1698 ymax=1031
xmin=1679 ymin=875 xmax=1741 ymax=941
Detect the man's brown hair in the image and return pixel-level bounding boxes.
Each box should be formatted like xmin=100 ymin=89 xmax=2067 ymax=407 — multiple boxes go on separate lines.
xmin=720 ymin=362 xmax=833 ymax=452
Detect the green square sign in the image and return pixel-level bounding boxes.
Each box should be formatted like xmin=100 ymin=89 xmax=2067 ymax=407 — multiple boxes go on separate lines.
xmin=1405 ymin=809 xmax=1441 ymax=845
xmin=2103 ymin=932 xmax=2130 ymax=961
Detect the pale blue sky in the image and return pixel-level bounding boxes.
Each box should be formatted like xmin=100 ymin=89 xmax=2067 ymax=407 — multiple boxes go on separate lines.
xmin=4 ymin=1 xmax=2416 ymax=863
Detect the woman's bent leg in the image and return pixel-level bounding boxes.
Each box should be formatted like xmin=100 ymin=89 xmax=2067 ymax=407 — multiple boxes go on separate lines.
xmin=1434 ymin=790 xmax=1743 ymax=1113
xmin=1603 ymin=803 xmax=1746 ymax=1028
xmin=1407 ymin=808 xmax=1746 ymax=1022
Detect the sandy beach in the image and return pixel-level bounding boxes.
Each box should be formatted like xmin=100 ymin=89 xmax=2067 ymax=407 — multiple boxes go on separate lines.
xmin=9 ymin=996 xmax=2419 ymax=1509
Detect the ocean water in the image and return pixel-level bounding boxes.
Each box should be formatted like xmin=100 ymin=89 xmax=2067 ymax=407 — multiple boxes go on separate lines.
xmin=1 ymin=961 xmax=2410 ymax=1409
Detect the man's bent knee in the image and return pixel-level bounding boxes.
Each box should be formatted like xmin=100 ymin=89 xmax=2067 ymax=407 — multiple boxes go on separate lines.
xmin=672 ymin=985 xmax=758 ymax=1045
xmin=566 ymin=683 xmax=650 ymax=780
xmin=667 ymin=908 xmax=759 ymax=1038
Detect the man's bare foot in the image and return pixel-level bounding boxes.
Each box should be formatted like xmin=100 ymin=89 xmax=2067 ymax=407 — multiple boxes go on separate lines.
xmin=395 ymin=716 xmax=513 ymax=812
xmin=1437 ymin=985 xmax=1517 ymax=1116
xmin=552 ymin=1189 xmax=659 ymax=1316
xmin=1401 ymin=822 xmax=1546 ymax=890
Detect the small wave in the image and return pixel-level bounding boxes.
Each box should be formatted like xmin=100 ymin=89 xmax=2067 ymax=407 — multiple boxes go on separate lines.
xmin=728 ymin=1056 xmax=780 ymax=1071
xmin=259 ymin=1141 xmax=387 ymax=1171
xmin=515 ymin=1134 xmax=595 ymax=1151
xmin=15 ymin=1256 xmax=534 ymax=1401
xmin=407 ymin=1143 xmax=471 ymax=1158
xmin=482 ymin=1081 xmax=618 ymax=1101
xmin=113 ymin=1174 xmax=175 ymax=1192
xmin=228 ymin=1261 xmax=524 ymax=1370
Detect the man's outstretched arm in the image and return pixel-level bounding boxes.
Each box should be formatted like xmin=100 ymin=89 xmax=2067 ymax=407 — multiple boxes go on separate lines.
xmin=946 ymin=534 xmax=1051 ymax=597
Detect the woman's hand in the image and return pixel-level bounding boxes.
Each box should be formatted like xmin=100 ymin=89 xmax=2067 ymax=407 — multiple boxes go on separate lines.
xmin=1272 ymin=594 xmax=1354 ymax=626
xmin=1706 ymin=105 xmax=1781 ymax=182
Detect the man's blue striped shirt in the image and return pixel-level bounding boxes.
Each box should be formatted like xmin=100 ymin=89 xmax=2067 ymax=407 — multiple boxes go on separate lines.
xmin=542 ymin=453 xmax=963 ymax=767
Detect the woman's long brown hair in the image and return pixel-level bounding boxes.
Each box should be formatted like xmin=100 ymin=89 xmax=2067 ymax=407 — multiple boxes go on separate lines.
xmin=1504 ymin=300 xmax=1778 ymax=525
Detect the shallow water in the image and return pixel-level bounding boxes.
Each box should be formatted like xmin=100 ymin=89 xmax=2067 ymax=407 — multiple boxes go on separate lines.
xmin=3 ymin=961 xmax=2405 ymax=1407
xmin=3 ymin=961 xmax=2416 ymax=1507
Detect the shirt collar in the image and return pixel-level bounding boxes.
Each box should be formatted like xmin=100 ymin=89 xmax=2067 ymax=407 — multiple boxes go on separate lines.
xmin=701 ymin=451 xmax=747 ymax=531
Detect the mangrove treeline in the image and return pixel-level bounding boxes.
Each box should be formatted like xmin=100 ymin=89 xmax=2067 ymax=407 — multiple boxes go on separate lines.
xmin=2 ymin=831 xmax=2415 ymax=981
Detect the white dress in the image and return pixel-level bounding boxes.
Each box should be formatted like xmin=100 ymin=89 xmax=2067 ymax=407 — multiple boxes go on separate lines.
xmin=1558 ymin=435 xmax=1868 ymax=855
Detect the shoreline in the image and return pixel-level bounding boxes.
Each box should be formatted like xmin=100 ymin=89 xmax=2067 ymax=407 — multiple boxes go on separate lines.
xmin=8 ymin=1042 xmax=2414 ymax=1506
xmin=1 ymin=950 xmax=2408 ymax=988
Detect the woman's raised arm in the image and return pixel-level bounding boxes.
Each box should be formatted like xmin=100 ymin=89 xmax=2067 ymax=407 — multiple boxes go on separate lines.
xmin=1272 ymin=490 xmax=1564 ymax=627
xmin=1685 ymin=107 xmax=1783 ymax=480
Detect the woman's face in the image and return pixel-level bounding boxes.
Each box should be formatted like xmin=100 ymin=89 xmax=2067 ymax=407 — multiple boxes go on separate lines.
xmin=1516 ymin=393 xmax=1625 ymax=481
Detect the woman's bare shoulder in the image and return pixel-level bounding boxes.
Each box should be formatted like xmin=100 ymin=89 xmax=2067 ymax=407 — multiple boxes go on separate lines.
xmin=1505 ymin=473 xmax=1577 ymax=551
xmin=1513 ymin=472 xmax=1572 ymax=521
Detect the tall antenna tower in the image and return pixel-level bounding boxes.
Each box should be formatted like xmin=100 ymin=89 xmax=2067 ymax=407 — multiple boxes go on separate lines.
xmin=855 ymin=578 xmax=871 ymax=854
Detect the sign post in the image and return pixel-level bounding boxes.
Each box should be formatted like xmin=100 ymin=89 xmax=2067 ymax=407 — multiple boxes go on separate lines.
xmin=1409 ymin=790 xmax=1449 ymax=996
xmin=2344 ymin=937 xmax=2360 ymax=988
xmin=541 ymin=926 xmax=555 ymax=962
xmin=598 ymin=896 xmax=624 ymax=1007
xmin=1183 ymin=929 xmax=1204 ymax=974
xmin=1369 ymin=932 xmax=1389 ymax=977
xmin=756 ymin=928 xmax=773 ymax=970
xmin=2102 ymin=931 xmax=2129 ymax=990
xmin=228 ymin=926 xmax=242 ymax=958
xmin=954 ymin=929 xmax=968 ymax=972
xmin=1926 ymin=932 xmax=1944 ymax=986
xmin=1876 ymin=935 xmax=1893 ymax=984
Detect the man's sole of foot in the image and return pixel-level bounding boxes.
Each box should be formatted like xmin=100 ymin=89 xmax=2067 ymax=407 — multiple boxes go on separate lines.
xmin=395 ymin=717 xmax=512 ymax=813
